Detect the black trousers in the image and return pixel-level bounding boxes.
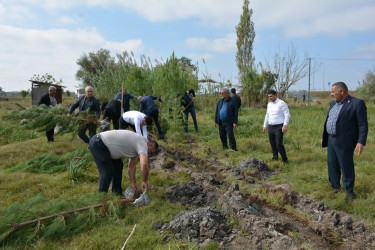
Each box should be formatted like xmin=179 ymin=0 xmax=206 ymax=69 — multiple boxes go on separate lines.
xmin=78 ymin=125 xmax=96 ymax=144
xmin=119 ymin=117 xmax=136 ymax=131
xmin=268 ymin=124 xmax=288 ymax=162
xmin=88 ymin=134 xmax=123 ymax=195
xmin=219 ymin=120 xmax=236 ymax=150
xmin=46 ymin=128 xmax=55 ymax=141
xmin=149 ymin=109 xmax=163 ymax=137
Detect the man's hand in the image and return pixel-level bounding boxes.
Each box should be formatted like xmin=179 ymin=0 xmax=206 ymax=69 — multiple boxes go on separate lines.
xmin=132 ymin=183 xmax=139 ymax=192
xmin=214 ymin=123 xmax=217 ymax=127
xmin=233 ymin=123 xmax=237 ymax=129
xmin=179 ymin=110 xmax=183 ymax=115
xmin=66 ymin=113 xmax=71 ymax=117
xmin=355 ymin=143 xmax=364 ymax=156
xmin=142 ymin=181 xmax=148 ymax=191
xmin=263 ymin=127 xmax=267 ymax=132
xmin=282 ymin=126 xmax=287 ymax=133
xmin=193 ymin=97 xmax=196 ymax=101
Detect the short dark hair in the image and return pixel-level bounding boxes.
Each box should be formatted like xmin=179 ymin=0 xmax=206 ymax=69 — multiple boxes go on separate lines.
xmin=332 ymin=82 xmax=348 ymax=92
xmin=267 ymin=89 xmax=277 ymax=95
xmin=150 ymin=140 xmax=158 ymax=150
xmin=144 ymin=116 xmax=153 ymax=126
xmin=231 ymin=88 xmax=236 ymax=94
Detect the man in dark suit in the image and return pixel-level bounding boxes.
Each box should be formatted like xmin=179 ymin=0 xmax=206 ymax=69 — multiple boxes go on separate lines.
xmin=67 ymin=86 xmax=101 ymax=144
xmin=215 ymin=88 xmax=238 ymax=151
xmin=322 ymin=82 xmax=368 ymax=201
xmin=102 ymin=99 xmax=122 ymax=130
xmin=138 ymin=96 xmax=164 ymax=139
xmin=38 ymin=86 xmax=57 ymax=142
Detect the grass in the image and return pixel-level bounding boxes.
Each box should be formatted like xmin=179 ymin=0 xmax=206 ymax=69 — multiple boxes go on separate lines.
xmin=1 ymin=92 xmax=375 ymax=248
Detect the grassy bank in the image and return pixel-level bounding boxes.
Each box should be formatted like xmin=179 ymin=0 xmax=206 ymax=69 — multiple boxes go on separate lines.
xmin=1 ymin=93 xmax=374 ymax=248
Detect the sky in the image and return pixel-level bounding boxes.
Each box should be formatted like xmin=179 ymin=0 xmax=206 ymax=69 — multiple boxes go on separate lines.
xmin=0 ymin=0 xmax=375 ymax=92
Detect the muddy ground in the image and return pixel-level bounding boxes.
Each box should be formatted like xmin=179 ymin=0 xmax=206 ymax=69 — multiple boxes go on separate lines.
xmin=150 ymin=146 xmax=375 ymax=249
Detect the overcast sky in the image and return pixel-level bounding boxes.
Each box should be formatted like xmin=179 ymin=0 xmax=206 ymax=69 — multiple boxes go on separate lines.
xmin=0 ymin=0 xmax=375 ymax=92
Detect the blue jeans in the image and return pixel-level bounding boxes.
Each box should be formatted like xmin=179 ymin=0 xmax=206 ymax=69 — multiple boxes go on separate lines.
xmin=88 ymin=134 xmax=123 ymax=195
xmin=219 ymin=120 xmax=236 ymax=150
xmin=184 ymin=106 xmax=198 ymax=132
xmin=327 ymin=135 xmax=355 ymax=193
xmin=78 ymin=125 xmax=97 ymax=144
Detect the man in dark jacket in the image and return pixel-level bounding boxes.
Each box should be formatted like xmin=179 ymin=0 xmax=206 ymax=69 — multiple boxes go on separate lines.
xmin=114 ymin=88 xmax=135 ymax=113
xmin=180 ymin=89 xmax=198 ymax=132
xmin=214 ymin=88 xmax=238 ymax=151
xmin=38 ymin=86 xmax=57 ymax=142
xmin=102 ymin=99 xmax=122 ymax=130
xmin=231 ymin=88 xmax=241 ymax=109
xmin=322 ymin=82 xmax=368 ymax=201
xmin=138 ymin=96 xmax=164 ymax=139
xmin=67 ymin=86 xmax=101 ymax=143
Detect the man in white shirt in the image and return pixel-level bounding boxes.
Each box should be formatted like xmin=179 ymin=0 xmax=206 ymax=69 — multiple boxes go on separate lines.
xmin=120 ymin=111 xmax=152 ymax=139
xmin=263 ymin=90 xmax=291 ymax=164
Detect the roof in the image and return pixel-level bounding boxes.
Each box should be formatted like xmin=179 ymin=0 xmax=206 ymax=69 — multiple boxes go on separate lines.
xmin=29 ymin=80 xmax=66 ymax=88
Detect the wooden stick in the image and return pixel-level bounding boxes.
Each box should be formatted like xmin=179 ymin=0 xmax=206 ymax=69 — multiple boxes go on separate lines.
xmin=2 ymin=198 xmax=135 ymax=230
xmin=121 ymin=83 xmax=124 ymax=114
xmin=121 ymin=224 xmax=136 ymax=250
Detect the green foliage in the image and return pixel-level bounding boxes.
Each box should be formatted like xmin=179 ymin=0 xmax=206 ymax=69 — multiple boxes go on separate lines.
xmin=0 ymin=123 xmax=39 ymax=145
xmin=7 ymin=148 xmax=91 ymax=174
xmin=357 ymin=69 xmax=375 ymax=102
xmin=19 ymin=90 xmax=29 ymax=98
xmin=236 ymin=0 xmax=256 ymax=75
xmin=30 ymin=73 xmax=63 ymax=86
xmin=241 ymin=68 xmax=277 ymax=106
xmin=76 ymin=48 xmax=116 ymax=87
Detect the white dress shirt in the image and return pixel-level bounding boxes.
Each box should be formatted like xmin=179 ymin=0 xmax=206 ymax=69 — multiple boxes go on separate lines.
xmin=263 ymin=98 xmax=290 ymax=127
xmin=122 ymin=111 xmax=148 ymax=139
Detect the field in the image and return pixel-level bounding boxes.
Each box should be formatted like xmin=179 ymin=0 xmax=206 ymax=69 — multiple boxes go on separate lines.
xmin=1 ymin=93 xmax=375 ymax=249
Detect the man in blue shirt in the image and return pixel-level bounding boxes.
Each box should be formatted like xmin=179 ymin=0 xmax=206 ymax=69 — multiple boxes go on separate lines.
xmin=138 ymin=96 xmax=164 ymax=139
xmin=114 ymin=88 xmax=135 ymax=113
xmin=214 ymin=88 xmax=238 ymax=151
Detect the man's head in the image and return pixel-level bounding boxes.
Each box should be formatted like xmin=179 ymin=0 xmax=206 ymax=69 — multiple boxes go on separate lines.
xmin=331 ymin=82 xmax=348 ymax=103
xmin=221 ymin=88 xmax=230 ymax=100
xmin=121 ymin=88 xmax=127 ymax=95
xmin=143 ymin=116 xmax=153 ymax=126
xmin=85 ymin=86 xmax=94 ymax=99
xmin=231 ymin=88 xmax=236 ymax=94
xmin=267 ymin=89 xmax=277 ymax=102
xmin=137 ymin=96 xmax=143 ymax=101
xmin=147 ymin=140 xmax=159 ymax=155
xmin=48 ymin=86 xmax=56 ymax=96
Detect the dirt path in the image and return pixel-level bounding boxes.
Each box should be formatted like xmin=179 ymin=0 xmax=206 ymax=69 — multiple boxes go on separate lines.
xmin=150 ymin=146 xmax=375 ymax=249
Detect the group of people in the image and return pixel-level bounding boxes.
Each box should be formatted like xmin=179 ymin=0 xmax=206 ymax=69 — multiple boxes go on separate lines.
xmin=39 ymin=81 xmax=368 ymax=201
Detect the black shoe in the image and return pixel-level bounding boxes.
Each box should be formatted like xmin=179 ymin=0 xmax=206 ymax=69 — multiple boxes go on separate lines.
xmin=223 ymin=146 xmax=228 ymax=150
xmin=332 ymin=187 xmax=341 ymax=194
xmin=271 ymin=158 xmax=278 ymax=161
xmin=345 ymin=192 xmax=356 ymax=201
xmin=231 ymin=148 xmax=238 ymax=152
xmin=282 ymin=160 xmax=289 ymax=165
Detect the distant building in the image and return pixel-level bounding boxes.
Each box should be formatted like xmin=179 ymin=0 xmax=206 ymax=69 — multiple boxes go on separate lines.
xmin=30 ymin=80 xmax=66 ymax=106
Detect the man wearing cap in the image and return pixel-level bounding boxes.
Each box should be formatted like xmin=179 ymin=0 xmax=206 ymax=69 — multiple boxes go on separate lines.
xmin=120 ymin=110 xmax=152 ymax=139
xmin=89 ymin=130 xmax=158 ymax=194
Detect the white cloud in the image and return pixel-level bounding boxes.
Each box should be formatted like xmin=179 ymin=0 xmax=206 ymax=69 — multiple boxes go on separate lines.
xmin=0 ymin=25 xmax=144 ymax=91
xmin=188 ymin=53 xmax=213 ymax=62
xmin=185 ymin=33 xmax=236 ymax=53
xmin=59 ymin=16 xmax=75 ymax=25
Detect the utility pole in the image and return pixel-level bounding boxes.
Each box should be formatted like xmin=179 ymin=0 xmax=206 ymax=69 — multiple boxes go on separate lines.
xmin=308 ymin=57 xmax=311 ymax=105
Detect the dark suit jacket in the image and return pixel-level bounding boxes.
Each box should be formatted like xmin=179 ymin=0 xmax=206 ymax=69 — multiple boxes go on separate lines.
xmin=139 ymin=96 xmax=161 ymax=115
xmin=322 ymin=95 xmax=368 ymax=150
xmin=214 ymin=96 xmax=238 ymax=125
xmin=68 ymin=95 xmax=101 ymax=119
xmin=38 ymin=93 xmax=52 ymax=106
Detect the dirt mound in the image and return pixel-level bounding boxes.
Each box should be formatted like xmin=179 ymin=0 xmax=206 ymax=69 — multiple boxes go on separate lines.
xmin=232 ymin=158 xmax=275 ymax=182
xmin=165 ymin=182 xmax=208 ymax=207
xmin=158 ymin=207 xmax=233 ymax=247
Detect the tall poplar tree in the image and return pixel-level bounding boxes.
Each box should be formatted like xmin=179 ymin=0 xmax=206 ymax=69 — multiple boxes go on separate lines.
xmin=236 ymin=0 xmax=255 ymax=77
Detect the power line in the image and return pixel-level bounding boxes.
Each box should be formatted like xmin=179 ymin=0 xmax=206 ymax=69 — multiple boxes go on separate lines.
xmin=311 ymin=57 xmax=375 ymax=61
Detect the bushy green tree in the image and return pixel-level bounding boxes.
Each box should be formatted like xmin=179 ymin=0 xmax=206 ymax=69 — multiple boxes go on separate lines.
xmin=241 ymin=69 xmax=277 ymax=106
xmin=31 ymin=73 xmax=63 ymax=85
xmin=357 ymin=69 xmax=375 ymax=102
xmin=76 ymin=49 xmax=116 ymax=87
xmin=20 ymin=90 xmax=29 ymax=98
